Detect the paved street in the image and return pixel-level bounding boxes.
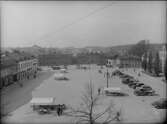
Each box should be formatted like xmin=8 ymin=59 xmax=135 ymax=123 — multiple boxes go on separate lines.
xmin=1 ymin=69 xmax=55 ymax=116
xmin=2 ymin=65 xmax=166 ymax=123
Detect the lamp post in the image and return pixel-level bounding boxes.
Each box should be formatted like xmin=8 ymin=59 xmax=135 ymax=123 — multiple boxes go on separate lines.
xmin=106 ymin=68 xmax=109 ymax=88
xmin=104 ymin=64 xmax=110 ymax=88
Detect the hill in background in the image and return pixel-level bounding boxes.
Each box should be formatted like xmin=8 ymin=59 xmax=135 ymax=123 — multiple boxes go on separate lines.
xmin=1 ymin=42 xmax=165 ymax=57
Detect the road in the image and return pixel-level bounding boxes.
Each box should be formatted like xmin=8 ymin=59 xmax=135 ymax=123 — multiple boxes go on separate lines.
xmin=2 ymin=65 xmax=166 ymax=123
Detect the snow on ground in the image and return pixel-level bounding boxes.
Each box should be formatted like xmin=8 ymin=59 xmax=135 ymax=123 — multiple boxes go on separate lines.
xmin=2 ymin=65 xmax=166 ymax=123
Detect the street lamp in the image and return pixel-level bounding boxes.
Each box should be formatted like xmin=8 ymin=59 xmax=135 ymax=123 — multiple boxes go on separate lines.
xmin=104 ymin=65 xmax=110 ymax=88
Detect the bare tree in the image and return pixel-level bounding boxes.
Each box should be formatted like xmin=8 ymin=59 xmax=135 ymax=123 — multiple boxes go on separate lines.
xmin=66 ymin=82 xmax=122 ymax=124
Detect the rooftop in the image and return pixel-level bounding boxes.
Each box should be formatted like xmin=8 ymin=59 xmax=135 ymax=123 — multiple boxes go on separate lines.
xmin=1 ymin=51 xmax=36 ymax=69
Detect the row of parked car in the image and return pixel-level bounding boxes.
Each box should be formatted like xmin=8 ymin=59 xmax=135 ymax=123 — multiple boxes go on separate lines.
xmin=112 ymin=70 xmax=158 ymax=96
xmin=151 ymin=98 xmax=167 ymax=109
xmin=112 ymin=69 xmax=166 ymax=109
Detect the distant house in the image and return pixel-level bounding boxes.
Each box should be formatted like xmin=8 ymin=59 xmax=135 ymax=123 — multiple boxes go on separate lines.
xmin=118 ymin=55 xmax=141 ymax=68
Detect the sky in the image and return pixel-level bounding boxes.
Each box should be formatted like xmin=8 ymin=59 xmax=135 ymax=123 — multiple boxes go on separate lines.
xmin=1 ymin=1 xmax=166 ymax=48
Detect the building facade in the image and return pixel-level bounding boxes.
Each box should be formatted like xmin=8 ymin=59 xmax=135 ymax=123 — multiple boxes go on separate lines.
xmin=159 ymin=45 xmax=166 ymax=73
xmin=0 ymin=51 xmax=38 ymax=89
xmin=119 ymin=55 xmax=141 ymax=68
xmin=106 ymin=55 xmax=141 ymax=68
xmin=1 ymin=55 xmax=17 ymax=88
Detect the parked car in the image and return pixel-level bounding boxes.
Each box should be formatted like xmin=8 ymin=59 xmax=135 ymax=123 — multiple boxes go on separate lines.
xmin=122 ymin=78 xmax=135 ymax=84
xmin=131 ymin=83 xmax=144 ymax=89
xmin=38 ymin=108 xmax=50 ymax=114
xmin=151 ymin=98 xmax=167 ymax=109
xmin=112 ymin=70 xmax=123 ymax=76
xmin=120 ymin=74 xmax=132 ymax=79
xmin=54 ymin=73 xmax=69 ymax=81
xmin=142 ymin=85 xmax=152 ymax=90
xmin=52 ymin=66 xmax=61 ymax=70
xmin=136 ymin=85 xmax=152 ymax=91
xmin=103 ymin=87 xmax=128 ymax=96
xmin=134 ymin=89 xmax=156 ymax=96
xmin=128 ymin=82 xmax=138 ymax=88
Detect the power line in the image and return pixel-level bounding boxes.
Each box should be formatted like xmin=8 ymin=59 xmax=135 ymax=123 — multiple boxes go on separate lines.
xmin=35 ymin=4 xmax=113 ymax=44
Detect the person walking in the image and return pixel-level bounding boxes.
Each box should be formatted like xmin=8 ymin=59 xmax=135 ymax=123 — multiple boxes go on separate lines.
xmin=98 ymin=88 xmax=101 ymax=95
xmin=59 ymin=105 xmax=63 ymax=115
xmin=57 ymin=104 xmax=61 ymax=116
xmin=115 ymin=111 xmax=121 ymax=121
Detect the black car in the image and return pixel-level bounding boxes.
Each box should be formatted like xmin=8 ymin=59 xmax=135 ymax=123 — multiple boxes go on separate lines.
xmin=134 ymin=89 xmax=156 ymax=96
xmin=142 ymin=85 xmax=152 ymax=91
xmin=122 ymin=78 xmax=135 ymax=84
xmin=52 ymin=66 xmax=61 ymax=70
xmin=136 ymin=83 xmax=145 ymax=87
xmin=131 ymin=83 xmax=144 ymax=89
xmin=152 ymin=98 xmax=167 ymax=109
xmin=136 ymin=85 xmax=152 ymax=91
xmin=120 ymin=75 xmax=132 ymax=79
xmin=112 ymin=70 xmax=123 ymax=76
xmin=128 ymin=82 xmax=138 ymax=88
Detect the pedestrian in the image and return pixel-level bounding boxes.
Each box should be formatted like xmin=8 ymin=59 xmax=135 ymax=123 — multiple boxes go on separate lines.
xmin=116 ymin=111 xmax=121 ymax=121
xmin=59 ymin=104 xmax=62 ymax=115
xmin=98 ymin=88 xmax=101 ymax=95
xmin=57 ymin=104 xmax=61 ymax=116
xmin=60 ymin=105 xmax=63 ymax=115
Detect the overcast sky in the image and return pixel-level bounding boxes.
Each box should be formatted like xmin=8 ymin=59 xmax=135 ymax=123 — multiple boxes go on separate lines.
xmin=1 ymin=1 xmax=166 ymax=48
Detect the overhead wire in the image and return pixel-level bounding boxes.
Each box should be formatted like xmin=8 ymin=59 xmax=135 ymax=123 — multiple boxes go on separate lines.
xmin=35 ymin=3 xmax=113 ymax=45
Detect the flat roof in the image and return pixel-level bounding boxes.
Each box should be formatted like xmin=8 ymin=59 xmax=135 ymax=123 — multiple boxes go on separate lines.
xmin=103 ymin=87 xmax=121 ymax=91
xmin=54 ymin=73 xmax=65 ymax=78
xmin=30 ymin=97 xmax=55 ymax=105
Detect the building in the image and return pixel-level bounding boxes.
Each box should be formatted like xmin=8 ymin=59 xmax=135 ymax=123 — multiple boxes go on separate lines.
xmin=106 ymin=55 xmax=141 ymax=68
xmin=107 ymin=59 xmax=120 ymax=67
xmin=119 ymin=55 xmax=141 ymax=68
xmin=159 ymin=45 xmax=166 ymax=73
xmin=0 ymin=51 xmax=38 ymax=89
xmin=17 ymin=56 xmax=38 ymax=81
xmin=1 ymin=55 xmax=17 ymax=88
xmin=141 ymin=45 xmax=166 ymax=74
